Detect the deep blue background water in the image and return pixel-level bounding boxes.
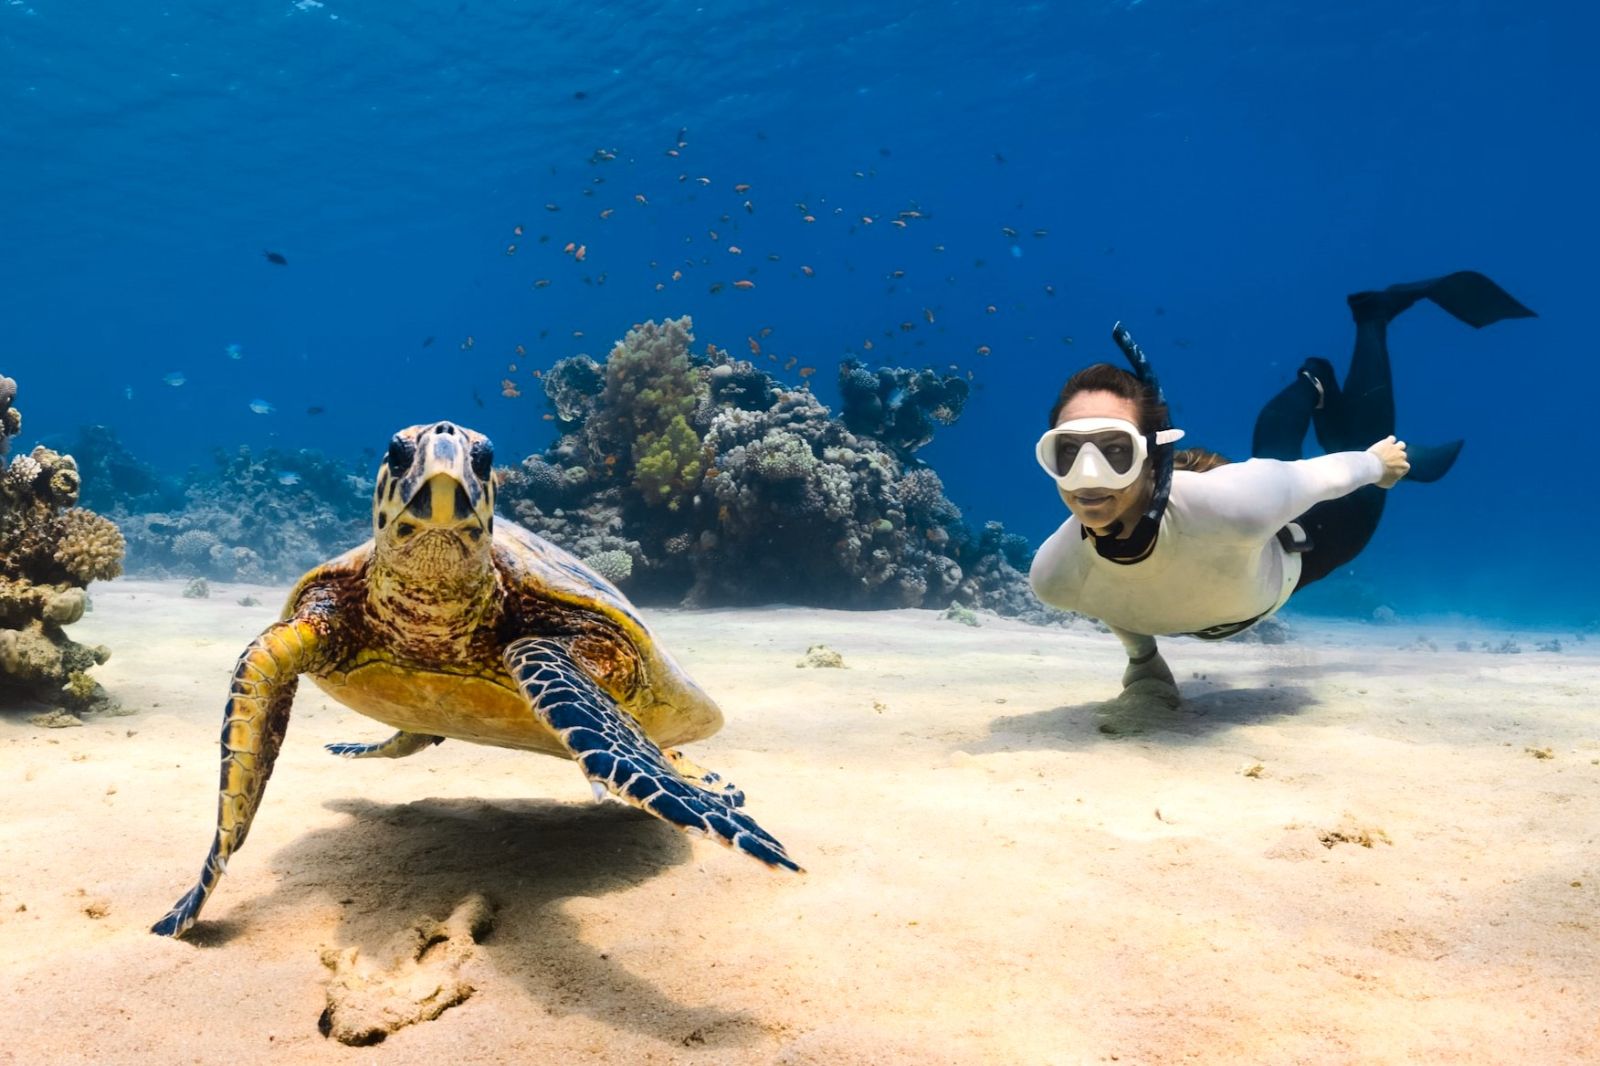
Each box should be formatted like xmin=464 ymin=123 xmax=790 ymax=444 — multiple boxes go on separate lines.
xmin=2 ymin=1 xmax=1593 ymax=623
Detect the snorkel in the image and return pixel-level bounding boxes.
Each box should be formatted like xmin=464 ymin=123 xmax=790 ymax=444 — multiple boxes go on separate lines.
xmin=1110 ymin=321 xmax=1177 ymax=530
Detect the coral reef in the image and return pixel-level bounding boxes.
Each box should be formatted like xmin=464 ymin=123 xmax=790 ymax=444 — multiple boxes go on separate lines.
xmin=111 ymin=445 xmax=370 ymax=582
xmin=0 ymin=373 xmax=122 ymax=713
xmin=496 ymin=316 xmax=1071 ymax=621
xmin=837 ymin=360 xmax=970 ymax=457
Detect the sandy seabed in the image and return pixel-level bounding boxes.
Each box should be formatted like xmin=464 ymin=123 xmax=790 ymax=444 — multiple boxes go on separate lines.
xmin=1 ymin=579 xmax=1596 ymax=1065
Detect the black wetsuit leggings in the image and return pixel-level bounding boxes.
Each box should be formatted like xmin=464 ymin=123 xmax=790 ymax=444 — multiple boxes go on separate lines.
xmin=1250 ymin=296 xmax=1395 ymax=592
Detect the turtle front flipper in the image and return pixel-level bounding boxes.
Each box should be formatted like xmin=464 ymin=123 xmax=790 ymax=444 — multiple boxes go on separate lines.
xmin=326 ymin=731 xmax=444 ymax=759
xmin=504 ymin=637 xmax=800 ymax=872
xmin=152 ymin=615 xmax=330 ymax=938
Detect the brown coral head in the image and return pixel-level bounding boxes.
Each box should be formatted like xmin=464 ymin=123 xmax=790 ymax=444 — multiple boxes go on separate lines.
xmin=53 ymin=508 xmax=126 ymax=584
xmin=0 ymin=374 xmax=16 ymax=408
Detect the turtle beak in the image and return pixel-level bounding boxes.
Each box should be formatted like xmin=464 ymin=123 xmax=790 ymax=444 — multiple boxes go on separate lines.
xmin=403 ymin=473 xmax=477 ymax=527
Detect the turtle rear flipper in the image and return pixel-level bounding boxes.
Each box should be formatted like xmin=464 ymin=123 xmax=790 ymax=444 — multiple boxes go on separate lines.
xmin=504 ymin=637 xmax=800 ymax=872
xmin=153 ymin=616 xmax=329 ymax=939
xmin=326 ymin=731 xmax=444 ymax=759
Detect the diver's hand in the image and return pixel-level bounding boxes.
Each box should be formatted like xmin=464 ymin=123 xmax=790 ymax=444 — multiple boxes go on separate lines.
xmin=1367 ymin=435 xmax=1410 ymax=489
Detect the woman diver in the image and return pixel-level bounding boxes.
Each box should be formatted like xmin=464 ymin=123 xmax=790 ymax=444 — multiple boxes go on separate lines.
xmin=1028 ymin=271 xmax=1535 ymax=716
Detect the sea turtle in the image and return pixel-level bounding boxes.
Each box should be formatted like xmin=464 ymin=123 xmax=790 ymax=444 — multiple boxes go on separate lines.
xmin=153 ymin=421 xmax=798 ymax=938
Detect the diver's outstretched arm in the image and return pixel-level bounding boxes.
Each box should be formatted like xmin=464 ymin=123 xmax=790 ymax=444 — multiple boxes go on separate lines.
xmin=1108 ymin=625 xmax=1179 ymax=702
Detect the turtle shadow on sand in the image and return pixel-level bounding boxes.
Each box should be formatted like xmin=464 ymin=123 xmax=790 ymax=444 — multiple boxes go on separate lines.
xmin=976 ymin=682 xmax=1318 ymax=752
xmin=205 ymin=795 xmax=763 ymax=1049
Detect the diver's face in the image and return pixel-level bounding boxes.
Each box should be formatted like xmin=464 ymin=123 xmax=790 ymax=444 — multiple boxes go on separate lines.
xmin=1055 ymin=391 xmax=1151 ymax=533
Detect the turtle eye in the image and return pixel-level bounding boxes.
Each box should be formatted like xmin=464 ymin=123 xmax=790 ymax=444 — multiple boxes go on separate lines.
xmin=469 ymin=438 xmax=494 ymax=480
xmin=387 ymin=435 xmax=416 ymax=476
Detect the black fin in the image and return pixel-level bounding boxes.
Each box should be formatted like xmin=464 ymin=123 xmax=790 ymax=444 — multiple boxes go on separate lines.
xmin=1348 ymin=271 xmax=1537 ymax=328
xmin=1403 ymin=439 xmax=1464 ymax=483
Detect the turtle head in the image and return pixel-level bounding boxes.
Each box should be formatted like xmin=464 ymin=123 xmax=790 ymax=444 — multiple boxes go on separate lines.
xmin=372 ymin=421 xmax=496 ymax=579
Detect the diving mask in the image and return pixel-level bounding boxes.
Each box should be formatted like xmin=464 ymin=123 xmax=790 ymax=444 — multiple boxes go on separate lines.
xmin=1035 ymin=417 xmax=1186 ymax=492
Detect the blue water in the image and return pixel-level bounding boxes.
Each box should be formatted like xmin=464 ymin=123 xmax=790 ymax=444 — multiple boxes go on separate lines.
xmin=1 ymin=0 xmax=1593 ymax=624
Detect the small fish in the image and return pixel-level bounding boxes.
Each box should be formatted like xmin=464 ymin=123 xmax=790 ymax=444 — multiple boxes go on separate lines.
xmin=634 ymin=193 xmax=648 ymax=204
xmin=899 ymin=322 xmax=915 ymax=332
xmin=563 ymin=241 xmax=576 ymax=254
xmin=248 ymin=399 xmax=275 ymax=415
xmin=277 ymin=472 xmax=301 ymax=486
xmin=545 ymin=203 xmax=560 ymax=212
xmin=512 ymin=225 xmax=524 ymax=236
xmin=727 ymin=245 xmax=742 ymax=255
xmin=709 ymin=282 xmax=725 ymax=294
xmin=671 ymin=269 xmax=683 ymax=281
xmin=542 ymin=413 xmax=555 ymax=421
xmin=732 ymin=279 xmax=755 ymax=289
xmin=759 ymin=326 xmax=773 ymax=338
xmin=744 ymin=200 xmax=754 ymax=214
xmin=863 ymin=340 xmax=874 ymax=350
xmin=654 ymin=282 xmax=665 ymax=291
xmin=1001 ymin=226 xmax=1018 ymax=238
xmin=599 ymin=208 xmax=614 ymax=219
xmin=891 ymin=219 xmax=907 ymax=228
xmin=748 ymin=337 xmax=761 ymax=355
xmin=985 ymin=304 xmax=997 ymax=314
xmin=163 ymin=371 xmax=187 ymax=387
xmin=472 ymin=388 xmax=485 ymax=408
xmin=263 ymin=251 xmax=288 ymax=265
xmin=976 ymin=345 xmax=991 ymax=356
xmin=783 ymin=356 xmax=797 ymax=371
xmin=1044 ymin=284 xmax=1056 ymax=297
xmin=923 ymin=308 xmax=935 ymax=324
xmin=767 ymin=253 xmax=782 ymax=262
xmin=1033 ymin=228 xmax=1048 ymax=238
xmin=802 ymin=214 xmax=816 ymax=223
xmin=574 ymin=245 xmax=587 ymax=261
xmin=223 ymin=343 xmax=242 ymax=360
xmin=461 ymin=336 xmax=475 ymax=350
xmin=801 ymin=265 xmax=814 ymax=277
xmin=533 ymin=279 xmax=551 ymax=288
xmin=501 ymin=379 xmax=521 ymax=398
xmin=734 ymin=183 xmax=751 ymax=193
xmin=798 ymin=366 xmax=815 ymax=378
xmin=423 ymin=336 xmax=435 ymax=347
xmin=306 ymin=405 xmax=326 ymax=415
xmin=515 ymin=344 xmax=526 ymax=356
xmin=505 ymin=244 xmax=517 ymax=255
xmin=696 ymin=176 xmax=711 ymax=186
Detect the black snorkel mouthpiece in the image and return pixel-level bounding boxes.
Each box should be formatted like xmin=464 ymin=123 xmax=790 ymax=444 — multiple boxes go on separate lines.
xmin=1110 ymin=321 xmax=1175 ymax=531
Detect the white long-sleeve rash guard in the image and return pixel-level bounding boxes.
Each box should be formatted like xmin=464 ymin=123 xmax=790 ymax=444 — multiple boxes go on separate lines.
xmin=1029 ymin=451 xmax=1383 ymax=638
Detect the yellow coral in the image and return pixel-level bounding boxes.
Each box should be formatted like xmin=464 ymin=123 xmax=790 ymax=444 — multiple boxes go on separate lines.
xmin=633 ymin=414 xmax=705 ymax=506
xmin=53 ymin=508 xmax=125 ymax=583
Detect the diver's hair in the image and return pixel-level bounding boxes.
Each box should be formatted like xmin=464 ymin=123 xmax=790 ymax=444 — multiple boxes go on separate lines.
xmin=1048 ymin=363 xmax=1169 ymax=433
xmin=1050 ymin=363 xmax=1232 ymax=472
xmin=1173 ymin=447 xmax=1232 ymax=472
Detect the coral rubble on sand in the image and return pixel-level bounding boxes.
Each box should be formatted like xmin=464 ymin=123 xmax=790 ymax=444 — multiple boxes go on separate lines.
xmin=0 ymin=372 xmax=123 ymax=714
xmin=497 ymin=316 xmax=1067 ymax=619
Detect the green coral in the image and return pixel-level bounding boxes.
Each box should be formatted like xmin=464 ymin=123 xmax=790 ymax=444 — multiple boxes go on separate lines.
xmin=633 ymin=415 xmax=705 ymax=507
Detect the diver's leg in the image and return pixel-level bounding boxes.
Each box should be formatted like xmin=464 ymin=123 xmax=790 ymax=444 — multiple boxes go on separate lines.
xmin=1253 ymin=357 xmax=1337 ymax=461
xmin=1329 ymin=271 xmax=1536 ymax=456
xmin=1290 ymin=486 xmax=1387 ymax=591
